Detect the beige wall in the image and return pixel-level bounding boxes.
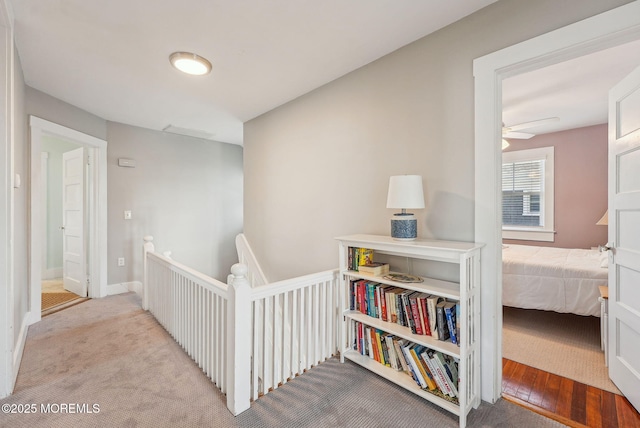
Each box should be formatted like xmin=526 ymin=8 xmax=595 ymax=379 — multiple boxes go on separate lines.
xmin=503 ymin=124 xmax=608 ymax=249
xmin=244 ymin=0 xmax=631 ymax=281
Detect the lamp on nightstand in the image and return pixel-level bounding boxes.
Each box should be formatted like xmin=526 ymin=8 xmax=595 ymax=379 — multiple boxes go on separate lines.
xmin=596 ymin=210 xmax=608 ymax=226
xmin=386 ymin=175 xmax=425 ymax=241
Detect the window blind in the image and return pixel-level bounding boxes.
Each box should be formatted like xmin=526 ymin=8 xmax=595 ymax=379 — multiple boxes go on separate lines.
xmin=502 ymin=159 xmax=543 ymax=227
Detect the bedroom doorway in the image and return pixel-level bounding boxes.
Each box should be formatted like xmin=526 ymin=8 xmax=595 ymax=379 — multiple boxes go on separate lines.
xmin=497 ymin=42 xmax=638 ymax=398
xmin=473 ymin=0 xmax=640 ymax=415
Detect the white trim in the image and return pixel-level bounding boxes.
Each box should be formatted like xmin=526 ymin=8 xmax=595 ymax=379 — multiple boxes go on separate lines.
xmin=11 ymin=313 xmax=28 ymax=387
xmin=502 ymin=146 xmax=555 ymax=240
xmin=502 ymin=229 xmax=555 ymax=242
xmin=29 ymin=117 xmax=108 ymax=326
xmin=107 ymin=281 xmax=142 ymax=296
xmin=40 ymin=152 xmax=48 ymax=277
xmin=42 ymin=267 xmax=62 ymax=280
xmin=0 ymin=0 xmax=12 ymax=398
xmin=474 ymin=2 xmax=640 ymax=403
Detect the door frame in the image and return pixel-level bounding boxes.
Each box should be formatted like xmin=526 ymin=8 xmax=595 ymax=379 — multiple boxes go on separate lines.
xmin=29 ymin=116 xmax=108 ymax=324
xmin=473 ymin=2 xmax=640 ymax=403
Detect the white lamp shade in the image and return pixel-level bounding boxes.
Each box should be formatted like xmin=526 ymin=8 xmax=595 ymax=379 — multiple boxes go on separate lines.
xmin=596 ymin=210 xmax=608 ymax=226
xmin=386 ymin=175 xmax=425 ymax=209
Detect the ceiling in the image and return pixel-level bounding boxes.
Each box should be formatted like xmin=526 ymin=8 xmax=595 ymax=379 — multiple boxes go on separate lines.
xmin=502 ymin=38 xmax=640 ymax=138
xmin=10 ymin=0 xmax=497 ymax=146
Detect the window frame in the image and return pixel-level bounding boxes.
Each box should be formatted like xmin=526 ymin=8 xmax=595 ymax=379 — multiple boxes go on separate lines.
xmin=501 ymin=146 xmax=555 ymax=242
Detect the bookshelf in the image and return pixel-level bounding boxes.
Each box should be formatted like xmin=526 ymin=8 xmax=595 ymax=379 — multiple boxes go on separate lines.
xmin=336 ymin=234 xmax=483 ymax=428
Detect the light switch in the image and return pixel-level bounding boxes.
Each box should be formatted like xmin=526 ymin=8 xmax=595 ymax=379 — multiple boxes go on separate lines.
xmin=124 ymin=210 xmax=132 ymax=220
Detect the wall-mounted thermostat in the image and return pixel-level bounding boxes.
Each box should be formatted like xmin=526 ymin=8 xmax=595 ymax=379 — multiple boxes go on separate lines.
xmin=118 ymin=158 xmax=136 ymax=168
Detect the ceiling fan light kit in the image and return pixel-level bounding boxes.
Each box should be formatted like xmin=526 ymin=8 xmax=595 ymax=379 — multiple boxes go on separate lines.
xmin=502 ymin=117 xmax=560 ymax=140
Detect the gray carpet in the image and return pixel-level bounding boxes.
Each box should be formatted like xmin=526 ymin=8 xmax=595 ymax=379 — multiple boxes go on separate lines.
xmin=0 ymin=293 xmax=566 ymax=427
xmin=503 ymin=306 xmax=620 ymax=395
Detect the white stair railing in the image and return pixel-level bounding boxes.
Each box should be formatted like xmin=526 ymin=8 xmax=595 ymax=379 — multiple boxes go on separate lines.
xmin=143 ymin=236 xmax=341 ymax=416
xmin=235 ymin=233 xmax=268 ymax=287
xmin=250 ymin=268 xmax=340 ymax=399
xmin=143 ymin=236 xmax=234 ymax=409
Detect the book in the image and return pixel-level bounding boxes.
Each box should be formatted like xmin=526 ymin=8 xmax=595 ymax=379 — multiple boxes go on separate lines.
xmin=358 ymin=262 xmax=390 ymax=276
xmin=401 ymin=343 xmax=427 ymax=389
xmin=378 ymin=285 xmax=393 ymax=321
xmin=369 ymin=327 xmax=380 ymax=362
xmin=436 ymin=300 xmax=450 ymax=341
xmin=420 ymin=350 xmax=447 ymax=394
xmin=400 ymin=290 xmax=415 ymax=333
xmin=441 ymin=353 xmax=459 ymax=386
xmin=356 ymin=248 xmax=374 ymax=269
xmin=417 ymin=293 xmax=431 ymax=336
xmin=408 ymin=292 xmax=423 ymax=335
xmin=455 ymin=303 xmax=461 ymax=347
xmin=394 ymin=339 xmax=410 ymax=374
xmin=357 ymin=322 xmax=365 ymax=355
xmin=384 ymin=334 xmax=400 ymax=370
xmin=395 ymin=289 xmax=406 ymax=326
xmin=409 ymin=345 xmax=437 ymax=390
xmin=426 ymin=295 xmax=443 ymax=340
xmin=365 ymin=327 xmax=375 ymax=360
xmin=443 ymin=301 xmax=458 ymax=345
xmin=367 ymin=282 xmax=377 ymax=318
xmin=374 ymin=330 xmax=387 ymax=366
xmin=432 ymin=351 xmax=458 ymax=397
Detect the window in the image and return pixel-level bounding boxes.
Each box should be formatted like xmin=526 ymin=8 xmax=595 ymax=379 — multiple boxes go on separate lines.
xmin=502 ymin=146 xmax=555 ymax=241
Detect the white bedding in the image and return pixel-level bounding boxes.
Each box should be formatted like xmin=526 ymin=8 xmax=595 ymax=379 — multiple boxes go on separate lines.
xmin=502 ymin=244 xmax=608 ymax=317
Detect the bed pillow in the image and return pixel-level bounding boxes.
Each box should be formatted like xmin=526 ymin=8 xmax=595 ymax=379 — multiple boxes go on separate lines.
xmin=600 ymin=251 xmax=608 ymax=268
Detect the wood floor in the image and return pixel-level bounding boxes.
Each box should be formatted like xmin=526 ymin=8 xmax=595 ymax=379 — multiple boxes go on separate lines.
xmin=502 ymin=358 xmax=640 ymax=428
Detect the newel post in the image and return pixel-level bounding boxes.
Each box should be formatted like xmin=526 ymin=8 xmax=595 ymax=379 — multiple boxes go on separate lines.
xmin=142 ymin=236 xmax=154 ymax=310
xmin=226 ymin=263 xmax=252 ymax=415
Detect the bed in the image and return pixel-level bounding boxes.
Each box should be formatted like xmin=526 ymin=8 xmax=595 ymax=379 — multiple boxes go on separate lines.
xmin=502 ymin=244 xmax=608 ymax=317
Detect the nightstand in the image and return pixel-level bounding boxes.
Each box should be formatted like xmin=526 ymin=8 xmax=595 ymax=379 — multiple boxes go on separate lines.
xmin=599 ymin=285 xmax=609 ymax=366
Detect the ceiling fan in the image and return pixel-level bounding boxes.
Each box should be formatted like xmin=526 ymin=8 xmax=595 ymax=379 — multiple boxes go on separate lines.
xmin=502 ymin=117 xmax=560 ymax=139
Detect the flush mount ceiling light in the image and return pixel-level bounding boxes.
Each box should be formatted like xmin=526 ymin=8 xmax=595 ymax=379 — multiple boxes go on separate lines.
xmin=169 ymin=52 xmax=212 ymax=76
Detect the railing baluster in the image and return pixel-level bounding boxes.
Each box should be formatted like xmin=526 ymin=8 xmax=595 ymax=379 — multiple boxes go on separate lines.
xmin=144 ymin=237 xmax=341 ymax=416
xmin=291 ymin=289 xmax=298 ymax=379
xmin=251 ymin=300 xmax=259 ymax=400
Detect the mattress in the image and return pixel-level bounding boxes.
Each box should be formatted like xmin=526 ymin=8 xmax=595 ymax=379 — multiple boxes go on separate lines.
xmin=502 ymin=244 xmax=608 ymax=317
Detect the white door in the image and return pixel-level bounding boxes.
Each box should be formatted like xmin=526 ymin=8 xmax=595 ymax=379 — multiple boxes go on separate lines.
xmin=62 ymin=147 xmax=87 ymax=297
xmin=608 ymin=64 xmax=640 ymax=412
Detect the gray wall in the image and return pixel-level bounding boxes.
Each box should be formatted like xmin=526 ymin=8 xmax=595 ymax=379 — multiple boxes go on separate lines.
xmin=25 ymin=88 xmax=244 ymax=287
xmin=107 ymin=123 xmax=243 ymax=284
xmin=25 ymin=87 xmax=107 ymax=141
xmin=243 ymin=0 xmax=632 ymax=281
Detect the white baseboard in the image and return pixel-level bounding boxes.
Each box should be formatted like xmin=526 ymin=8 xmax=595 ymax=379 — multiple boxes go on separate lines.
xmin=107 ymin=281 xmax=142 ymax=296
xmin=42 ymin=268 xmax=62 ymax=280
xmin=12 ymin=312 xmax=30 ymax=391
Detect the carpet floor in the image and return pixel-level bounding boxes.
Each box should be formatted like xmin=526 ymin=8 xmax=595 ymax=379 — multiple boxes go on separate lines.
xmin=1 ymin=293 xmax=565 ymax=428
xmin=502 ymin=306 xmax=620 ymax=395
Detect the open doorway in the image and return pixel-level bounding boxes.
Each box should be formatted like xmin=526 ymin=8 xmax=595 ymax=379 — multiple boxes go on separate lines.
xmin=498 ymin=41 xmax=640 ymax=393
xmin=474 ymin=1 xmax=640 ymax=424
xmin=40 ymin=140 xmax=90 ymax=315
xmin=28 ymin=117 xmax=108 ymax=325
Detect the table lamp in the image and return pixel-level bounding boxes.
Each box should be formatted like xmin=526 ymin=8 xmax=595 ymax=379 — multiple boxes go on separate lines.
xmin=386 ymin=175 xmax=425 ymax=240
